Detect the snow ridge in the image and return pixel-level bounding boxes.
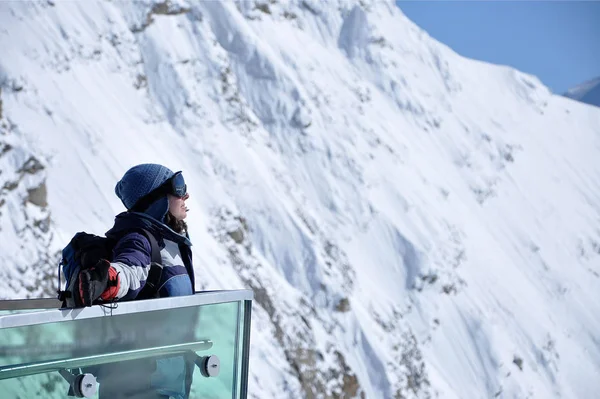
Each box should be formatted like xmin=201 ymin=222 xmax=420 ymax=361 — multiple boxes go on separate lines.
xmin=564 ymin=76 xmax=600 ymax=108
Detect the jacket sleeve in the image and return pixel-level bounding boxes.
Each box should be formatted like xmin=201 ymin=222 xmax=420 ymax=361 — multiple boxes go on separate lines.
xmin=109 ymin=232 xmax=153 ymax=300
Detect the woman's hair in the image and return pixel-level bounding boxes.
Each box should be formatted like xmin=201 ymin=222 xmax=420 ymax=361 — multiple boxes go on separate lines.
xmin=164 ymin=212 xmax=188 ymax=234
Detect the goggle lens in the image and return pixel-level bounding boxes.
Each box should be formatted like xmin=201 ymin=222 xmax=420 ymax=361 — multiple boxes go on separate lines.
xmin=171 ymin=172 xmax=187 ymax=197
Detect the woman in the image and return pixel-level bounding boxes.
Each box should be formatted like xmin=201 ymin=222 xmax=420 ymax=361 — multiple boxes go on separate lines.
xmin=79 ymin=163 xmax=196 ymax=399
xmin=79 ymin=163 xmax=194 ymax=303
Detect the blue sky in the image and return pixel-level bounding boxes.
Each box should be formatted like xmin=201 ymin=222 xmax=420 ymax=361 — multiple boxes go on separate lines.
xmin=396 ymin=1 xmax=600 ymax=94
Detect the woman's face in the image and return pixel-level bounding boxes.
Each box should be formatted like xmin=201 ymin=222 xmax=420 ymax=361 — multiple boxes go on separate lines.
xmin=168 ymin=193 xmax=189 ymax=221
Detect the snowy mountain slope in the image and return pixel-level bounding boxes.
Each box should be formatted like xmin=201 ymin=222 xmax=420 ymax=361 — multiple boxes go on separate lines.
xmin=563 ymin=76 xmax=600 ymax=108
xmin=1 ymin=1 xmax=600 ymax=398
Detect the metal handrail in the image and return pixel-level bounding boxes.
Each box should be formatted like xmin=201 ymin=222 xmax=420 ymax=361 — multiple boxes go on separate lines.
xmin=0 ymin=290 xmax=253 ymax=311
xmin=0 ymin=290 xmax=254 ymax=329
xmin=0 ymin=298 xmax=62 ymax=310
xmin=0 ymin=339 xmax=213 ymax=380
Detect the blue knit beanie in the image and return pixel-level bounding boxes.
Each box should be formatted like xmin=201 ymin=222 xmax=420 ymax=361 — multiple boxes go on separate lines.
xmin=115 ymin=163 xmax=174 ymax=221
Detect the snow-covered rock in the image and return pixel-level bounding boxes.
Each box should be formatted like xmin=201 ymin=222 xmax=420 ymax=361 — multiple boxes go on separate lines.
xmin=1 ymin=1 xmax=599 ymax=397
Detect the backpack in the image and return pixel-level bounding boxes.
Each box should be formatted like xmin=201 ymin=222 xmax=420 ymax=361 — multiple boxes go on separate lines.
xmin=57 ymin=228 xmax=163 ymax=308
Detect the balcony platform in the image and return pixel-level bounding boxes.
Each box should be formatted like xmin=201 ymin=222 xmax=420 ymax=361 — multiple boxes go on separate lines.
xmin=0 ymin=290 xmax=253 ymax=399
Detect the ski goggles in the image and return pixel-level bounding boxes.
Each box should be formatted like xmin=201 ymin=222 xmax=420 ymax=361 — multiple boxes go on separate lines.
xmin=168 ymin=171 xmax=187 ymax=198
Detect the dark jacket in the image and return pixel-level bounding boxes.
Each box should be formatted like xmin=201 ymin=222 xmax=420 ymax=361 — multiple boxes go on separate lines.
xmin=105 ymin=212 xmax=195 ymax=300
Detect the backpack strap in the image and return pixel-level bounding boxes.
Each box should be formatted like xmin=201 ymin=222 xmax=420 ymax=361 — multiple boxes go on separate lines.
xmin=137 ymin=228 xmax=164 ymax=299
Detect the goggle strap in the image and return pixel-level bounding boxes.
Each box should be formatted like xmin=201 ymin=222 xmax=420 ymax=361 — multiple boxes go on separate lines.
xmin=130 ymin=184 xmax=170 ymax=213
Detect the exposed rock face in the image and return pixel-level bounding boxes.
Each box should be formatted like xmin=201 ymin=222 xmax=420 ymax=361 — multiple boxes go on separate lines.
xmin=210 ymin=207 xmax=372 ymax=398
xmin=0 ymin=84 xmax=56 ymax=298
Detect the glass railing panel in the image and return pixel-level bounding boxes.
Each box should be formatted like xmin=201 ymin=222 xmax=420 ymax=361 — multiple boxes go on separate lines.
xmin=189 ymin=301 xmax=240 ymax=399
xmin=0 ymin=291 xmax=252 ymax=399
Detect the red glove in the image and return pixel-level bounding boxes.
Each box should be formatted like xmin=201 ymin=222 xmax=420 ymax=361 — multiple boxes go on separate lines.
xmin=100 ymin=265 xmax=120 ymax=301
xmin=79 ymin=260 xmax=120 ymax=306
